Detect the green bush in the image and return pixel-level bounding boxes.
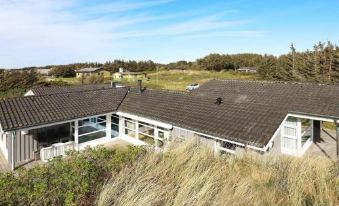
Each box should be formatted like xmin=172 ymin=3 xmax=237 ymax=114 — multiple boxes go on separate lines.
xmin=0 ymin=146 xmax=144 ymax=206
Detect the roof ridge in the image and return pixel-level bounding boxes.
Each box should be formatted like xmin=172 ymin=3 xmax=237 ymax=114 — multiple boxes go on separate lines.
xmin=143 ymin=88 xmax=188 ymax=95
xmin=210 ymin=79 xmax=339 ymax=86
xmin=1 ymin=87 xmax=128 ymax=101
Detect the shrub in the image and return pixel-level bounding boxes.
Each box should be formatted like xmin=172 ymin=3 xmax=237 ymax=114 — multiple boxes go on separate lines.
xmin=49 ymin=67 xmax=76 ymax=78
xmin=0 ymin=146 xmax=144 ymax=206
xmin=84 ymin=75 xmax=105 ymax=84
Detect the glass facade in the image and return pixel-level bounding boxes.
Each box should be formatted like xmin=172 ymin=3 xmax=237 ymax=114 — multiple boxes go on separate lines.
xmin=111 ymin=114 xmax=119 ymax=138
xmin=73 ymin=115 xmax=107 ymax=144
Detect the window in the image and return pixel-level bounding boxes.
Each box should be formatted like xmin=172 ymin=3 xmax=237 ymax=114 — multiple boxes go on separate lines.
xmin=111 ymin=114 xmax=119 ymax=138
xmin=217 ymin=140 xmax=244 ymax=154
xmin=283 ymin=138 xmax=297 ymax=150
xmin=138 ymin=121 xmax=155 ymax=143
xmin=123 ymin=118 xmax=136 ymax=138
xmin=282 ymin=117 xmax=298 ymax=152
xmin=139 ymin=122 xmax=155 ymax=137
xmin=74 ymin=116 xmax=107 ymax=143
xmin=283 ymin=126 xmax=297 ymax=136
xmin=158 ymin=130 xmax=164 ymax=139
xmin=124 ymin=118 xmax=135 ymax=130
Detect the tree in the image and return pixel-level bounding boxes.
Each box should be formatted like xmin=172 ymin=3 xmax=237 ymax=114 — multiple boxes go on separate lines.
xmin=49 ymin=67 xmax=76 ymax=78
xmin=258 ymin=55 xmax=278 ymax=79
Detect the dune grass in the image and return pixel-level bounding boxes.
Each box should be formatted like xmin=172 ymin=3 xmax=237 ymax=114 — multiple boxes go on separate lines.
xmin=97 ymin=142 xmax=338 ymax=206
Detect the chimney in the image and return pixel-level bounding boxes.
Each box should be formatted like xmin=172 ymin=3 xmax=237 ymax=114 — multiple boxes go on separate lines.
xmin=137 ymin=79 xmax=142 ymax=93
xmin=111 ymin=81 xmax=116 ymax=88
xmin=215 ymin=97 xmax=222 ymax=105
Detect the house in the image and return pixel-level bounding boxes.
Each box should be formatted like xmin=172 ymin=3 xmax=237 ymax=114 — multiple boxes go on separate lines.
xmin=113 ymin=68 xmax=147 ymax=80
xmin=237 ymin=67 xmax=257 ymax=73
xmin=75 ymin=67 xmax=111 ymax=79
xmin=34 ymin=68 xmax=51 ymax=76
xmin=0 ymin=80 xmax=338 ymax=170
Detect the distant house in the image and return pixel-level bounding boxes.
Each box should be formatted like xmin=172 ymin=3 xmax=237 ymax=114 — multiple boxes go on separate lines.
xmin=76 ymin=67 xmax=111 ymax=79
xmin=113 ymin=68 xmax=147 ymax=81
xmin=1 ymin=80 xmax=339 ymax=171
xmin=34 ymin=68 xmax=51 ymax=76
xmin=237 ymin=67 xmax=257 ymax=73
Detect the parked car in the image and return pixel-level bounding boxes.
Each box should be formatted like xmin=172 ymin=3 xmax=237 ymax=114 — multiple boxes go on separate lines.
xmin=186 ymin=83 xmax=199 ymax=91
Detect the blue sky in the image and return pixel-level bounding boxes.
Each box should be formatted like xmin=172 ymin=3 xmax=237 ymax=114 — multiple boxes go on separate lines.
xmin=0 ymin=0 xmax=338 ymax=68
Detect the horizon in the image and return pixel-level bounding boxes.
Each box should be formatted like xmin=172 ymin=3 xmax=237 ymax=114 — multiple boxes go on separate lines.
xmin=1 ymin=0 xmax=339 ymax=69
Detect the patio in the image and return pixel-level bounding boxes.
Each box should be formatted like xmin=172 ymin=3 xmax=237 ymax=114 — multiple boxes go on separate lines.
xmin=306 ymin=129 xmax=338 ymax=160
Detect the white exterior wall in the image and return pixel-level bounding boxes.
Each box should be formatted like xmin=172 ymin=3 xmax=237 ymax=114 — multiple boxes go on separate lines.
xmin=0 ymin=131 xmax=8 ymax=160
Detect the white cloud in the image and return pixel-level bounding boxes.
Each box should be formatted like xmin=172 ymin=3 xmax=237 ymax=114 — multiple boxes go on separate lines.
xmin=0 ymin=0 xmax=263 ymax=68
xmin=81 ymin=0 xmax=177 ymax=14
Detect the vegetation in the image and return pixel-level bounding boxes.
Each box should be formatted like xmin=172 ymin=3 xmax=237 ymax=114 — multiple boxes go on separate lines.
xmin=0 ymin=141 xmax=337 ymax=205
xmin=121 ymin=70 xmax=258 ymax=91
xmin=0 ymin=69 xmax=39 ymax=98
xmin=83 ymin=75 xmax=105 ymax=84
xmin=258 ymin=42 xmax=339 ymax=82
xmin=0 ymin=146 xmax=144 ymax=206
xmin=1 ymin=41 xmax=339 ymax=98
xmin=0 ymin=69 xmax=38 ymax=92
xmin=197 ymin=53 xmax=263 ymax=71
xmin=102 ymin=60 xmax=157 ymax=73
xmin=98 ymin=142 xmax=338 ymax=206
xmin=49 ymin=66 xmax=76 ymax=78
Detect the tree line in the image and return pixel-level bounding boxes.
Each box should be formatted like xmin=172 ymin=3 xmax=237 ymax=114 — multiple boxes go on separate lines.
xmin=258 ymin=42 xmax=339 ymax=82
xmin=3 ymin=41 xmax=339 ymax=83
xmin=41 ymin=60 xmax=157 ymax=78
xmin=168 ymin=41 xmax=339 ymax=82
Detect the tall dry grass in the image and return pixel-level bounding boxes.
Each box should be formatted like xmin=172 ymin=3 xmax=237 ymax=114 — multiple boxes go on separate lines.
xmin=97 ymin=142 xmax=339 ymax=206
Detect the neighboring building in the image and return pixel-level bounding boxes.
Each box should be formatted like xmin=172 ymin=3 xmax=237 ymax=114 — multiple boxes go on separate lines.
xmin=237 ymin=67 xmax=257 ymax=73
xmin=75 ymin=67 xmax=111 ymax=79
xmin=0 ymin=80 xmax=338 ymax=170
xmin=35 ymin=68 xmax=51 ymax=76
xmin=113 ymin=68 xmax=147 ymax=81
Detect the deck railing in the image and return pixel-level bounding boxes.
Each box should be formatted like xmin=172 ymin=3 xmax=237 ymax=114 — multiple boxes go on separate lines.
xmin=40 ymin=141 xmax=75 ymax=162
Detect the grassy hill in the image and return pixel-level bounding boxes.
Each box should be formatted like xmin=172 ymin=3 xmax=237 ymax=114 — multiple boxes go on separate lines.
xmin=122 ymin=70 xmax=259 ymax=91
xmin=46 ymin=70 xmax=258 ymax=92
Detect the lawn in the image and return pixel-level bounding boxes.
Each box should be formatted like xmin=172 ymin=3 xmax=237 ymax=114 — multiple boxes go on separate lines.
xmin=46 ymin=77 xmax=81 ymax=85
xmin=121 ymin=70 xmax=259 ymax=91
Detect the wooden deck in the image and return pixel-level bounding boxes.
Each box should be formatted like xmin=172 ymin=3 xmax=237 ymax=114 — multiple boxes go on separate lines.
xmin=306 ymin=129 xmax=338 ymax=160
xmin=0 ymin=138 xmax=132 ymax=173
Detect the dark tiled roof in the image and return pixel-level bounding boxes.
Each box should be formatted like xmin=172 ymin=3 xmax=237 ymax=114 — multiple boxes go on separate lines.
xmin=119 ymin=80 xmax=339 ymax=148
xmin=2 ymin=80 xmax=339 ymax=148
xmin=0 ymin=88 xmax=128 ymax=131
xmin=30 ymin=84 xmax=117 ymax=95
xmin=192 ymin=80 xmax=339 ymax=118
